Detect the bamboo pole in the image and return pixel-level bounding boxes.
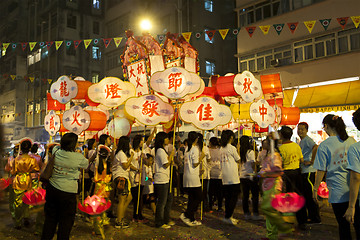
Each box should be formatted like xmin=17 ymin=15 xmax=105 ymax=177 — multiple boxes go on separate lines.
xmin=169 ymin=102 xmax=177 ymax=193
xmin=136 ymin=126 xmax=147 ymax=215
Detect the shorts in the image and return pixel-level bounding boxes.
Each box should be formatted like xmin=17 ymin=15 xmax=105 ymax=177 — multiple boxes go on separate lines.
xmin=114 ymin=177 xmax=130 ymax=197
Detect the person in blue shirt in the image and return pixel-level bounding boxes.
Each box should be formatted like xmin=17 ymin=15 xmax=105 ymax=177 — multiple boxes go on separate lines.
xmin=297 ymin=122 xmax=321 ymax=224
xmin=313 ymin=114 xmax=357 ymax=240
xmin=344 ymin=108 xmax=360 ymax=237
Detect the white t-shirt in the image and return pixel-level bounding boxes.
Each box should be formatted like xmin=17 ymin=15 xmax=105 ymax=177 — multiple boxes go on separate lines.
xmin=220 ymin=144 xmax=241 ymax=185
xmin=142 ymin=164 xmax=154 ymax=194
xmin=239 ymin=150 xmax=255 ymax=179
xmin=209 ymin=148 xmax=222 ymax=179
xmin=130 ymin=150 xmax=141 ymax=187
xmin=112 ymin=151 xmax=130 ymax=180
xmin=183 ymin=146 xmax=201 ymax=188
xmin=154 ymin=148 xmax=170 ymax=184
xmin=202 ymin=145 xmax=212 ymax=180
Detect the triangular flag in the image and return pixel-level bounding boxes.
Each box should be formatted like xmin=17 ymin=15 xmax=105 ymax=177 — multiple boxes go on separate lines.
xmin=319 ymin=19 xmax=331 ymax=30
xmin=46 ymin=41 xmax=54 ymax=50
xmin=273 ymin=24 xmax=284 ymax=35
xmin=337 ymin=17 xmax=349 ymax=30
xmin=114 ymin=37 xmax=123 ymax=47
xmin=102 ymin=38 xmax=112 ymax=48
xmin=29 ymin=42 xmax=37 ymax=51
xmin=232 ymin=28 xmax=240 ymax=36
xmin=74 ymin=40 xmax=82 ymax=49
xmin=174 ymin=33 xmax=179 ymax=38
xmin=65 ymin=41 xmax=72 ymax=49
xmin=2 ymin=43 xmax=10 ymax=51
xmin=11 ymin=43 xmax=17 ymax=50
xmin=83 ymin=39 xmax=92 ymax=49
xmin=55 ymin=41 xmax=63 ymax=50
xmin=39 ymin=42 xmax=45 ymax=48
xmin=93 ymin=38 xmax=99 ymax=45
xmin=29 ymin=77 xmax=35 ymax=83
xmin=194 ymin=32 xmax=202 ymax=39
xmin=205 ymin=30 xmax=216 ymax=41
xmin=10 ymin=75 xmax=16 ymax=81
xmin=245 ymin=26 xmax=256 ymax=37
xmin=351 ymin=16 xmax=360 ymax=28
xmin=21 ymin=42 xmax=28 ymax=51
xmin=47 ymin=79 xmax=52 ymax=84
xmin=157 ymin=35 xmax=165 ymax=42
xmin=218 ymin=29 xmax=229 ymax=39
xmin=182 ymin=32 xmax=192 ymax=42
xmin=287 ymin=22 xmax=298 ymax=34
xmin=41 ymin=78 xmax=47 ymax=83
xmin=304 ymin=21 xmax=316 ymax=33
xmin=259 ymin=25 xmax=271 ymax=35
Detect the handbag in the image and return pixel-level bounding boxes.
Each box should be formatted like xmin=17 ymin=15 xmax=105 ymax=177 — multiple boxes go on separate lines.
xmin=116 ymin=177 xmax=126 ymax=191
xmin=40 ymin=149 xmax=59 ymax=183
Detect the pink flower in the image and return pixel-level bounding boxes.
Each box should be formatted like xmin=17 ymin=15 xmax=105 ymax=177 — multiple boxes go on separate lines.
xmin=271 ymin=192 xmax=305 ymax=213
xmin=317 ymin=181 xmax=329 ymax=199
xmin=78 ymin=195 xmax=111 ymax=215
xmin=23 ymin=187 xmax=46 ymax=206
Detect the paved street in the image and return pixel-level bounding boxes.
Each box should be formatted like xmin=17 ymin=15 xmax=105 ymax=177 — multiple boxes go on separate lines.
xmin=0 ymin=192 xmax=355 ymax=240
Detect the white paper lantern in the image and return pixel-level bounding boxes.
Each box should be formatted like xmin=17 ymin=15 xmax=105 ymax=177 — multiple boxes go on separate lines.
xmin=44 ymin=110 xmax=61 ymax=136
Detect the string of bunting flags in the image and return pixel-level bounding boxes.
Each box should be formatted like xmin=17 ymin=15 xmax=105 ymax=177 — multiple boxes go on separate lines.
xmin=0 ymin=109 xmax=47 ymax=119
xmin=0 ymin=74 xmax=53 ymax=84
xmin=1 ymin=16 xmax=359 ymax=54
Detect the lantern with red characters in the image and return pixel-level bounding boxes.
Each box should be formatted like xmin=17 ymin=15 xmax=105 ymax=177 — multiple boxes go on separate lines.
xmin=78 ymin=195 xmax=111 ymax=215
xmin=271 ymin=192 xmax=305 ymax=213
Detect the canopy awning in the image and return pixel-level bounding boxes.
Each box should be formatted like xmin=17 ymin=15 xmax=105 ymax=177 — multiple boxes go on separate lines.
xmin=283 ymin=80 xmax=360 ymax=113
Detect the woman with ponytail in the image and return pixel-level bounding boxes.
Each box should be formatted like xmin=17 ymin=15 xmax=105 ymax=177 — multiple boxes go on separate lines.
xmin=313 ymin=114 xmax=357 ymax=240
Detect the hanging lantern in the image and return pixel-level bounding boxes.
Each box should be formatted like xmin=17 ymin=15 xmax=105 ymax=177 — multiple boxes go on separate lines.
xmin=230 ymin=103 xmax=251 ymax=122
xmin=267 ymin=98 xmax=283 ymax=107
xmin=62 ymin=106 xmax=91 ymax=135
xmin=215 ymin=75 xmax=237 ymax=97
xmin=317 ymin=181 xmax=329 ymax=199
xmin=47 ymin=93 xmax=66 ymax=111
xmin=179 ymin=97 xmax=232 ymax=130
xmin=108 ymin=117 xmax=132 ymax=138
xmin=280 ymin=107 xmax=300 ymax=126
xmin=50 ymin=75 xmax=78 ymax=104
xmin=0 ymin=178 xmax=10 ymax=190
xmin=74 ymin=80 xmax=92 ymax=99
xmin=200 ymin=86 xmax=217 ymax=98
xmin=78 ymin=195 xmax=111 ymax=216
xmin=44 ymin=110 xmax=61 ymax=136
xmin=85 ymin=110 xmax=107 ymax=132
xmin=250 ymin=99 xmax=276 ymax=128
xmin=260 ymin=73 xmax=282 ymax=95
xmin=124 ymin=94 xmax=174 ymax=126
xmin=22 ymin=187 xmax=46 ymax=206
xmin=234 ymin=71 xmax=262 ymax=102
xmin=183 ymin=78 xmax=205 ymax=102
xmin=271 ymin=192 xmax=305 ymax=213
xmin=254 ymin=124 xmax=268 ymax=133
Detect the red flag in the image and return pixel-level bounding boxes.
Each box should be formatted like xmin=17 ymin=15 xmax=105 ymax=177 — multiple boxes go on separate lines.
xmin=102 ymin=38 xmax=112 ymax=48
xmin=245 ymin=27 xmax=256 ymax=37
xmin=287 ymin=22 xmax=298 ymax=34
xmin=46 ymin=41 xmax=54 ymax=50
xmin=337 ymin=17 xmax=349 ymax=30
xmin=73 ymin=40 xmax=82 ymax=49
xmin=21 ymin=42 xmax=28 ymax=51
xmin=205 ymin=30 xmax=217 ymax=41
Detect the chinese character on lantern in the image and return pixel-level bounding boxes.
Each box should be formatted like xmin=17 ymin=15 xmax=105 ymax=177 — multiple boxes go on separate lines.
xmin=196 ymin=103 xmax=214 ymax=121
xmin=137 ymin=62 xmax=146 ymax=75
xmin=44 ymin=110 xmax=61 ymax=136
xmin=243 ymin=78 xmax=253 ymax=94
xmin=59 ymin=81 xmax=70 ymax=97
xmin=105 ymin=83 xmax=122 ymax=99
xmin=234 ymin=71 xmax=262 ymax=103
xmin=49 ymin=116 xmax=55 ymax=130
xmin=168 ymin=72 xmax=182 ymax=91
xmin=250 ymin=99 xmax=275 ymax=128
xmin=127 ymin=60 xmax=149 ymax=97
xmin=259 ymin=104 xmax=267 ymax=121
xmin=142 ymin=100 xmax=160 ymax=117
xmin=71 ymin=111 xmax=82 ymax=126
xmin=63 ymin=106 xmax=90 ymax=135
xmin=50 ymin=75 xmax=78 ymax=104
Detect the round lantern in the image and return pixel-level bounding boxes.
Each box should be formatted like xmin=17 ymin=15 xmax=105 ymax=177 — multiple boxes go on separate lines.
xmin=200 ymin=86 xmax=217 ymax=98
xmin=215 ymin=75 xmax=237 ymax=97
xmin=22 ymin=187 xmax=46 ymax=206
xmin=74 ymin=80 xmax=92 ymax=99
xmin=85 ymin=110 xmax=107 ymax=132
xmin=317 ymin=181 xmax=329 ymax=199
xmin=260 ymin=73 xmax=282 ymax=95
xmin=47 ymin=93 xmax=66 ymax=111
xmin=280 ymin=107 xmax=300 ymax=126
xmin=78 ymin=195 xmax=111 ymax=215
xmin=271 ymin=192 xmax=305 ymax=213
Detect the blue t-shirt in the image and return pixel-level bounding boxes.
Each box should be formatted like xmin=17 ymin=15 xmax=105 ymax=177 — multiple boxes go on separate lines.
xmin=50 ymin=146 xmax=89 ymax=193
xmin=313 ymin=136 xmax=356 ymax=203
xmin=347 ymin=142 xmax=360 ymax=203
xmin=300 ymin=135 xmax=317 ymax=173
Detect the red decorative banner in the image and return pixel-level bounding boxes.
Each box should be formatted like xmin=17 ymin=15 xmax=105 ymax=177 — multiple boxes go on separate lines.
xmin=287 ymin=22 xmax=298 ymax=34
xmin=73 ymin=40 xmax=82 ymax=50
xmin=337 ymin=17 xmax=349 ymax=30
xmin=246 ymin=26 xmax=256 ymax=37
xmin=103 ymin=38 xmax=112 ymax=48
xmin=21 ymin=42 xmax=28 ymax=51
xmin=205 ymin=30 xmax=216 ymax=41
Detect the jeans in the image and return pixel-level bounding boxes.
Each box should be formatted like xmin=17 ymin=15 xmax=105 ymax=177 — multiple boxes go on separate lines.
xmin=223 ymin=184 xmax=240 ymax=219
xmin=41 ymin=184 xmax=77 ymax=240
xmin=154 ymin=183 xmax=173 ymax=227
xmin=241 ymin=178 xmax=260 ymax=214
xmin=184 ymin=187 xmax=202 ymax=221
xmin=332 ymin=200 xmax=360 ymax=240
xmin=202 ymin=179 xmax=210 ymax=211
xmin=302 ymin=172 xmax=321 ymax=222
xmin=209 ymin=179 xmax=223 ymax=210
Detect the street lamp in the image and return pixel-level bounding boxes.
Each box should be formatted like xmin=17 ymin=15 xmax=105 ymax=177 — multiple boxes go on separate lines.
xmin=140 ymin=19 xmax=152 ymax=31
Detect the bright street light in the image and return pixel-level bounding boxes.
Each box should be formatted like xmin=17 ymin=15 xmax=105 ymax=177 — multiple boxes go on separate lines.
xmin=140 ymin=19 xmax=152 ymax=31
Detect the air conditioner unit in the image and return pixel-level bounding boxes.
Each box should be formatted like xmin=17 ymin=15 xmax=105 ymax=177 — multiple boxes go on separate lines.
xmin=270 ymin=58 xmax=282 ymax=67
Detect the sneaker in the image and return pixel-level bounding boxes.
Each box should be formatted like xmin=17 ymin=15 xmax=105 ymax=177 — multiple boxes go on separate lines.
xmin=167 ymin=220 xmax=175 ymax=226
xmin=115 ymin=220 xmax=130 ymax=229
xmin=306 ymin=220 xmax=321 ymax=225
xmin=190 ymin=220 xmax=202 ymax=226
xmin=222 ymin=217 xmax=237 ymax=225
xmin=251 ymin=214 xmax=264 ymax=221
xmin=244 ymin=214 xmax=252 ymax=220
xmin=180 ymin=213 xmax=192 ymax=226
xmin=159 ymin=224 xmax=171 ymax=229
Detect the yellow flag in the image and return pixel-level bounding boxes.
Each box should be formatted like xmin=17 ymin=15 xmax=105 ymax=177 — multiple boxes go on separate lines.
xmin=29 ymin=77 xmax=35 ymax=83
xmin=114 ymin=37 xmax=123 ymax=47
xmin=259 ymin=25 xmax=271 ymax=35
xmin=182 ymin=32 xmax=192 ymax=42
xmin=55 ymin=41 xmax=63 ymax=50
xmin=2 ymin=43 xmax=10 ymax=51
xmin=351 ymin=16 xmax=360 ymax=28
xmin=48 ymin=79 xmax=52 ymax=84
xmin=29 ymin=42 xmax=37 ymax=51
xmin=218 ymin=29 xmax=229 ymax=40
xmin=10 ymin=75 xmax=16 ymax=81
xmin=304 ymin=21 xmax=316 ymax=33
xmin=84 ymin=39 xmax=92 ymax=49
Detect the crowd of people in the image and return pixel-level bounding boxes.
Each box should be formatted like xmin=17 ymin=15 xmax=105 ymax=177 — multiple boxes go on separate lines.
xmin=2 ymin=109 xmax=360 ymax=240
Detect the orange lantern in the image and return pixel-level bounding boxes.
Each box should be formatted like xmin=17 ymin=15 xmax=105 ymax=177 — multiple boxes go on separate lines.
xmin=280 ymin=107 xmax=300 ymax=126
xmin=74 ymin=80 xmax=92 ymax=99
xmin=85 ymin=110 xmax=107 ymax=132
xmin=200 ymin=87 xmax=217 ymax=98
xmin=267 ymin=98 xmax=283 ymax=107
xmin=58 ymin=114 xmax=68 ymax=133
xmin=215 ymin=75 xmax=237 ymax=97
xmin=260 ymin=73 xmax=282 ymax=95
xmin=47 ymin=93 xmax=66 ymax=111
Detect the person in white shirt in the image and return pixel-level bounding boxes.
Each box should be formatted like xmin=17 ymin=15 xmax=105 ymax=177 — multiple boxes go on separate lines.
xmin=239 ymin=135 xmax=262 ymax=221
xmin=154 ymin=132 xmax=175 ymax=229
xmin=198 ymin=133 xmax=211 ymax=213
xmin=180 ymin=131 xmax=205 ymax=227
xmin=142 ymin=154 xmax=156 ymax=215
xmin=220 ymin=130 xmax=241 ymax=225
xmin=208 ymin=137 xmax=223 ymax=212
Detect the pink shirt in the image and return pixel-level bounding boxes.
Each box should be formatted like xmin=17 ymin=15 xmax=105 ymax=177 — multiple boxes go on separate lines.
xmin=260 ymin=151 xmax=283 ymax=191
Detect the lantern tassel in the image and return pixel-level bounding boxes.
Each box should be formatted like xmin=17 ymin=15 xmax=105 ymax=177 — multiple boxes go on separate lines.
xmin=136 ymin=126 xmax=146 ymax=215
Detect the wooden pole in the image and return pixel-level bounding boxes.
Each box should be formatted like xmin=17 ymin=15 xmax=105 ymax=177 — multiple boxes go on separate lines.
xmin=82 ymin=131 xmax=86 ymax=204
xmin=136 ymin=126 xmax=146 ymax=215
xmin=201 ymin=130 xmax=205 ymax=220
xmin=169 ymin=102 xmax=177 ymax=193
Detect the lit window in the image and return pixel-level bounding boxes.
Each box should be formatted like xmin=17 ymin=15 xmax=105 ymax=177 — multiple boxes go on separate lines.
xmin=92 ymin=73 xmax=99 ymax=83
xmin=204 ymin=0 xmax=213 ymax=12
xmin=35 ymin=49 xmax=41 ymax=62
xmin=93 ymin=0 xmax=100 ymax=9
xmin=92 ymin=46 xmax=101 ymax=60
xmin=27 ymin=55 xmax=34 ymax=66
xmin=205 ymin=61 xmax=215 ymax=75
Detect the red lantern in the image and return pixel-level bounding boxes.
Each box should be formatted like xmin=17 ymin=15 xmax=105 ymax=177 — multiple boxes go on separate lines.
xmin=317 ymin=181 xmax=329 ymax=198
xmin=215 ymin=75 xmax=237 ymax=97
xmin=85 ymin=110 xmax=107 ymax=132
xmin=78 ymin=195 xmax=111 ymax=215
xmin=267 ymin=98 xmax=283 ymax=107
xmin=200 ymin=87 xmax=217 ymax=98
xmin=280 ymin=107 xmax=300 ymax=126
xmin=74 ymin=80 xmax=92 ymax=99
xmin=22 ymin=187 xmax=46 ymax=206
xmin=0 ymin=178 xmax=10 ymax=190
xmin=254 ymin=124 xmax=268 ymax=133
xmin=47 ymin=93 xmax=66 ymax=111
xmin=271 ymin=192 xmax=305 ymax=213
xmin=260 ymin=73 xmax=282 ymax=95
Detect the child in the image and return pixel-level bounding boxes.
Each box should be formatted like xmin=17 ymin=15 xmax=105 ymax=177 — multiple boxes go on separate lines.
xmin=142 ymin=154 xmax=156 ymax=215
